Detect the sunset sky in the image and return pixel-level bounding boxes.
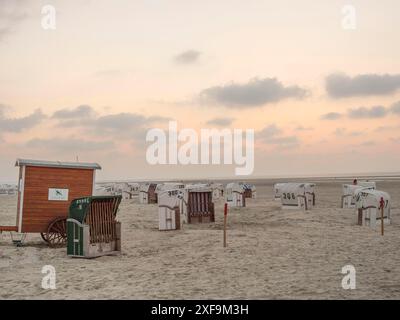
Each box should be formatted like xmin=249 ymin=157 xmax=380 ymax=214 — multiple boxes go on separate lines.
xmin=1 ymin=0 xmax=400 ymax=181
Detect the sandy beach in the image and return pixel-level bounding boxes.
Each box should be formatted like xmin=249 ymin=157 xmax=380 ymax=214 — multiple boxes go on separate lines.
xmin=1 ymin=178 xmax=400 ymax=300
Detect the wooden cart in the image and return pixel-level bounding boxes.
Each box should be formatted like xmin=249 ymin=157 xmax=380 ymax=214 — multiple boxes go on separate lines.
xmin=0 ymin=159 xmax=101 ymax=247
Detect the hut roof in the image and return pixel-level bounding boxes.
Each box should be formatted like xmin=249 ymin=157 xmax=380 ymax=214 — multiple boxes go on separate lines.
xmin=15 ymin=159 xmax=101 ymax=170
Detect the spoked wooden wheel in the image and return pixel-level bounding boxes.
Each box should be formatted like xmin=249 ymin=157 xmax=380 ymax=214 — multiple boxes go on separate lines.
xmin=40 ymin=232 xmax=49 ymax=243
xmin=42 ymin=217 xmax=67 ymax=248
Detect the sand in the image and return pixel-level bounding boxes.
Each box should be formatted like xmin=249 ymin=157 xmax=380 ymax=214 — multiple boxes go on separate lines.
xmin=1 ymin=179 xmax=400 ymax=299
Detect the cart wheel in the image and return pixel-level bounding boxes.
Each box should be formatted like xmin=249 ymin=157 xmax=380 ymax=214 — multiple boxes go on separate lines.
xmin=40 ymin=233 xmax=49 ymax=243
xmin=43 ymin=217 xmax=67 ymax=248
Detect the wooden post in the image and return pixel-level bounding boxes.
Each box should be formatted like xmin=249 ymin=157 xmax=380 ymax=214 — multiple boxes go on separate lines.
xmin=223 ymin=203 xmax=228 ymax=248
xmin=380 ymin=197 xmax=384 ymax=236
xmin=357 ymin=209 xmax=363 ymax=226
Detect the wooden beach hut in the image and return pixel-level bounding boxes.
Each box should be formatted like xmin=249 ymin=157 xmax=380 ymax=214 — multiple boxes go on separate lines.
xmin=280 ymin=182 xmax=316 ymax=210
xmin=158 ymin=185 xmax=215 ymax=228
xmin=158 ymin=189 xmax=183 ymax=230
xmin=0 ymin=184 xmax=17 ymax=195
xmin=225 ymin=182 xmax=246 ymax=207
xmin=243 ymin=183 xmax=256 ymax=199
xmin=139 ymin=183 xmax=158 ymax=204
xmin=67 ymin=195 xmax=122 ymax=258
xmin=355 ymin=189 xmax=391 ymax=228
xmin=155 ymin=182 xmax=185 ymax=197
xmin=341 ymin=183 xmax=376 ymax=208
xmin=209 ymin=183 xmax=224 ymax=200
xmin=180 ymin=185 xmax=215 ymax=224
xmin=111 ymin=182 xmax=140 ymax=199
xmin=0 ymin=159 xmax=101 ymax=246
xmin=273 ymin=183 xmax=286 ymax=201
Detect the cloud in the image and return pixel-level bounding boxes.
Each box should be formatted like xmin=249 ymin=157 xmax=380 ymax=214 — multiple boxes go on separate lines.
xmin=321 ymin=112 xmax=342 ymax=120
xmin=0 ymin=107 xmax=46 ymax=133
xmin=145 ymin=115 xmax=171 ymax=123
xmin=264 ymin=135 xmax=299 ymax=147
xmin=52 ymin=105 xmax=96 ymax=119
xmin=0 ymin=1 xmax=28 ymax=42
xmin=257 ymin=124 xmax=299 ymax=148
xmin=375 ymin=126 xmax=396 ymax=132
xmin=0 ymin=103 xmax=172 ymax=160
xmin=93 ymin=69 xmax=134 ymax=78
xmin=295 ymin=126 xmax=313 ymax=131
xmin=206 ymin=117 xmax=235 ymax=126
xmin=349 ymin=131 xmax=362 ymax=137
xmin=173 ymin=50 xmax=201 ymax=64
xmin=326 ymin=73 xmax=400 ymax=98
xmin=258 ymin=124 xmax=282 ymax=139
xmin=333 ymin=128 xmax=366 ymax=137
xmin=360 ymin=141 xmax=375 ymax=147
xmin=92 ymin=113 xmax=169 ymax=133
xmin=390 ymin=101 xmax=400 ymax=115
xmin=322 ymin=104 xmax=396 ymax=121
xmin=334 ymin=128 xmax=346 ymax=136
xmin=13 ymin=107 xmax=172 ymax=154
xmin=52 ymin=105 xmax=97 ymax=128
xmin=51 ymin=106 xmax=170 ymax=139
xmin=0 ymin=26 xmax=12 ymax=40
xmin=347 ymin=106 xmax=387 ymax=119
xmin=334 ymin=128 xmax=361 ymax=137
xmin=72 ymin=111 xmax=171 ymax=144
xmin=198 ymin=77 xmax=308 ymax=108
xmin=26 ymin=137 xmax=114 ymax=152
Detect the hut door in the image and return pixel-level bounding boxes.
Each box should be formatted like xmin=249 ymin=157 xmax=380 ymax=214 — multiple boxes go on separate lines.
xmin=67 ymin=219 xmax=84 ymax=256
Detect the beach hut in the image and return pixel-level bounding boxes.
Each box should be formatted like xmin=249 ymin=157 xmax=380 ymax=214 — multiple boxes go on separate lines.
xmin=0 ymin=159 xmax=101 ymax=247
xmin=273 ymin=183 xmax=286 ymax=201
xmin=119 ymin=182 xmax=140 ymax=199
xmin=306 ymin=183 xmax=316 ymax=206
xmin=180 ymin=185 xmax=215 ymax=224
xmin=95 ymin=182 xmax=140 ymax=199
xmin=94 ymin=184 xmax=113 ymax=196
xmin=341 ymin=183 xmax=376 ymax=208
xmin=128 ymin=182 xmax=140 ymax=191
xmin=209 ymin=183 xmax=224 ymax=200
xmin=0 ymin=184 xmax=17 ymax=195
xmin=101 ymin=183 xmax=116 ymax=194
xmin=225 ymin=182 xmax=246 ymax=207
xmin=355 ymin=189 xmax=391 ymax=228
xmin=280 ymin=182 xmax=316 ymax=210
xmin=243 ymin=183 xmax=256 ymax=199
xmin=127 ymin=182 xmax=140 ymax=197
xmin=94 ymin=183 xmax=120 ymax=196
xmin=0 ymin=185 xmax=7 ymax=195
xmin=113 ymin=183 xmax=124 ymax=196
xmin=158 ymin=189 xmax=183 ymax=230
xmin=67 ymin=195 xmax=122 ymax=258
xmin=139 ymin=183 xmax=158 ymax=204
xmin=155 ymin=182 xmax=185 ymax=196
xmin=157 ymin=184 xmax=215 ymax=227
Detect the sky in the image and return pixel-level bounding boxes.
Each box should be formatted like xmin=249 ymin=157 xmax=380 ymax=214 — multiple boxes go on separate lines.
xmin=1 ymin=0 xmax=400 ymax=182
